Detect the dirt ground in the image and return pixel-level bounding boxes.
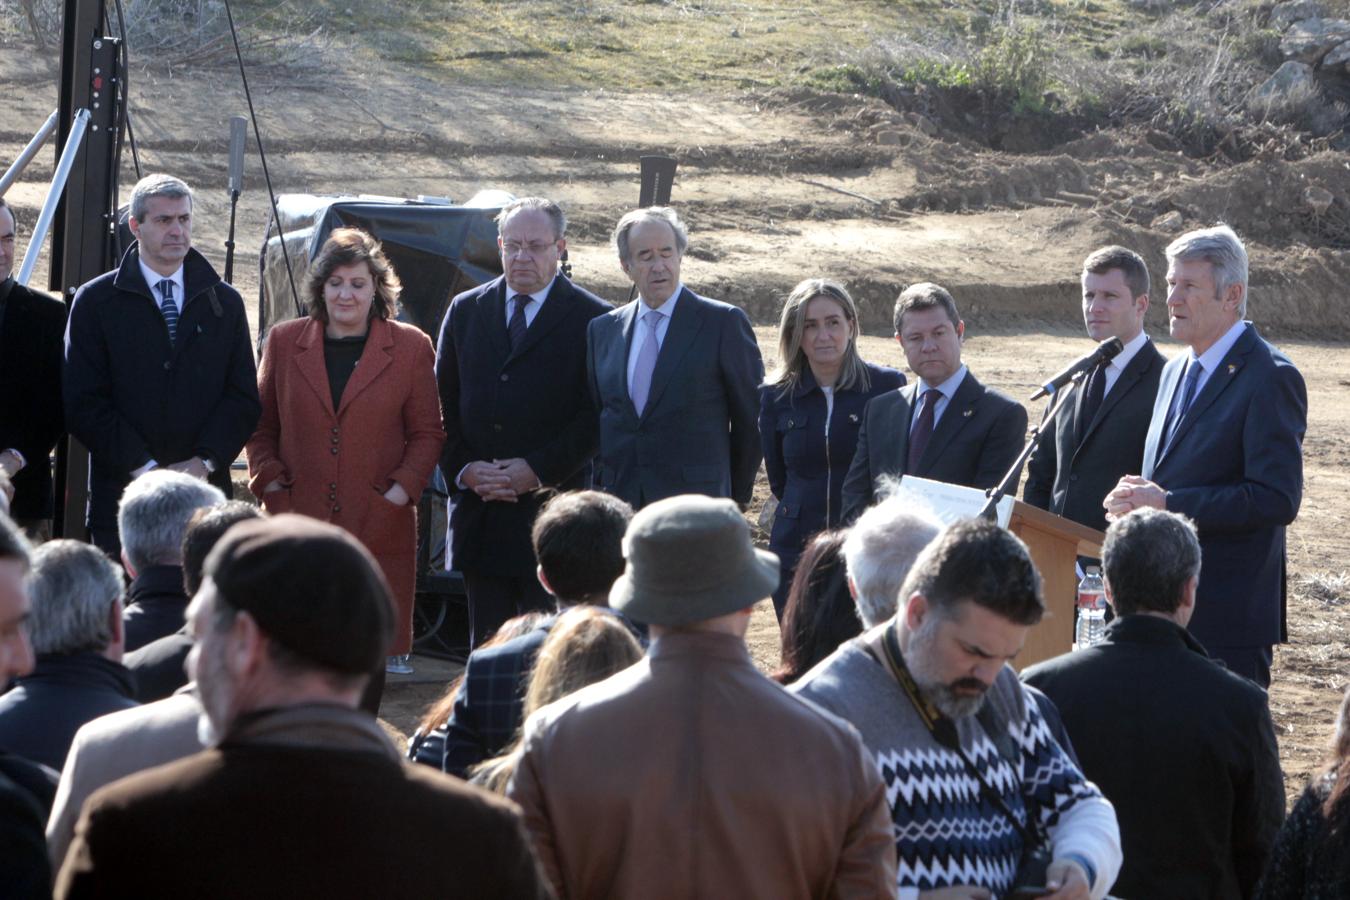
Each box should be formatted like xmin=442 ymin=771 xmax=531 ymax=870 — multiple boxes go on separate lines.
xmin=2 ymin=42 xmax=1347 ymax=806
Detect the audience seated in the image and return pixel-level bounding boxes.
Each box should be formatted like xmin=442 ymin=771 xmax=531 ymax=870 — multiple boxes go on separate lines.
xmin=1256 ymin=683 xmax=1350 ymax=898
xmin=117 ymin=470 xmax=224 ymax=652
xmin=123 ymin=501 xmax=261 ymax=702
xmin=771 ymin=529 xmax=859 ymax=684
xmin=47 ymin=501 xmax=262 ymax=870
xmin=510 ymin=495 xmax=896 ymax=898
xmin=0 ymin=513 xmax=49 ymax=897
xmin=437 ymin=490 xmax=634 ymax=777
xmin=56 ymin=515 xmax=550 ymax=898
xmin=0 ymin=540 xmax=137 ymax=771
xmin=406 ymin=612 xmax=545 ymax=769
xmin=470 ymin=605 xmax=642 ymax=793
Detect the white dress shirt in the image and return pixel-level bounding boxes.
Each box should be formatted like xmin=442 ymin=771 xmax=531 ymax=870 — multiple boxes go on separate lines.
xmin=911 ymin=364 xmax=969 ymax=433
xmin=504 ymin=277 xmax=554 ymax=330
xmin=139 ymin=260 xmax=184 ymax=313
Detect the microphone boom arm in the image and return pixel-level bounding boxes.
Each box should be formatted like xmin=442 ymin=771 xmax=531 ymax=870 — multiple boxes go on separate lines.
xmin=978 ymin=369 xmax=1087 ymax=521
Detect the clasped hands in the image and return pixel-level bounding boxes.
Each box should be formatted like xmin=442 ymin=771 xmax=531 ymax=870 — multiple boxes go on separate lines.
xmin=1103 ymin=474 xmax=1166 ymax=522
xmin=462 ymin=458 xmax=540 ymax=503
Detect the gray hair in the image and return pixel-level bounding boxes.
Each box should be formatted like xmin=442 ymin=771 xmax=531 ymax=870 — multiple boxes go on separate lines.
xmin=842 ymin=494 xmax=942 ymax=627
xmin=496 ymin=197 xmax=567 ymax=242
xmin=1102 ymin=508 xmax=1201 ymax=617
xmin=27 ymin=540 xmax=124 ymax=655
xmin=129 ymin=173 xmax=194 ymax=221
xmin=1165 ymin=223 xmax=1248 ymax=318
xmin=613 ymin=207 xmax=688 ymax=265
xmin=118 ymin=470 xmax=225 ymax=573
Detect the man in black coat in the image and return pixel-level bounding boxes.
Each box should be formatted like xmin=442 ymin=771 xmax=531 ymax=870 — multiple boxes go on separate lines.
xmin=0 ymin=199 xmax=67 ymax=537
xmin=436 ymin=197 xmax=611 ymax=648
xmin=1024 ymin=246 xmax=1164 ymax=534
xmin=63 ymin=174 xmax=260 ymax=558
xmin=841 ymin=282 xmax=1026 ymax=522
xmin=1022 ymin=508 xmax=1284 ymax=898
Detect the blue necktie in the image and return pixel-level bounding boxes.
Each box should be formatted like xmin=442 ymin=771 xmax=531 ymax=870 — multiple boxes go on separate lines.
xmin=158 ymin=279 xmax=178 ymax=343
xmin=507 ymin=295 xmax=529 ymax=351
xmin=1161 ymin=359 xmax=1202 ymax=456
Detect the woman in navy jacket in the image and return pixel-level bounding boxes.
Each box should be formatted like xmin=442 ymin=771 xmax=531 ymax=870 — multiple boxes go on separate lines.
xmin=758 ymin=279 xmax=904 ymax=619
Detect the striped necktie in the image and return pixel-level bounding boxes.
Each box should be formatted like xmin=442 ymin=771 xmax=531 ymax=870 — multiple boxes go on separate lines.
xmin=158 ymin=279 xmax=178 ymax=342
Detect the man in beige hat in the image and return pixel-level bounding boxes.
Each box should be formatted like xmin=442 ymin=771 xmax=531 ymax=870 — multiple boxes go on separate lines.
xmin=508 ymin=494 xmax=896 ymax=899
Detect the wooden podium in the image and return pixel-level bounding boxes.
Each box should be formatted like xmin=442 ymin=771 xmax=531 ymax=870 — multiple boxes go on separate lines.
xmin=1006 ymin=500 xmax=1105 ymax=670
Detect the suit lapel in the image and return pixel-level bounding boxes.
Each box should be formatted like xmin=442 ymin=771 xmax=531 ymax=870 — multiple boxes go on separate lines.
xmin=509 ymin=276 xmax=574 ymax=361
xmin=337 ymin=317 xmax=394 ymax=416
xmin=918 ymin=370 xmax=982 ymax=472
xmin=640 ymin=288 xmax=705 ymax=422
xmin=478 ymin=278 xmax=512 ymax=363
xmin=1074 ymin=341 xmax=1156 ymax=454
xmin=890 ymin=384 xmax=917 ymax=474
xmin=608 ymin=301 xmax=642 ymax=423
xmin=294 ymin=318 xmax=336 ymax=418
xmin=1162 ymin=327 xmax=1254 ymax=458
xmin=1143 ymin=354 xmax=1184 ymax=477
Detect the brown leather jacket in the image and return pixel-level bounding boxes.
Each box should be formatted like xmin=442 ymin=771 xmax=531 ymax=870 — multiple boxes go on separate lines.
xmin=509 ymin=630 xmax=896 ymax=899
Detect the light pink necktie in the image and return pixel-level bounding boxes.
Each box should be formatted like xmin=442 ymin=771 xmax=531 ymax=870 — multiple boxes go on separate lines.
xmin=629 ymin=309 xmax=662 ymax=415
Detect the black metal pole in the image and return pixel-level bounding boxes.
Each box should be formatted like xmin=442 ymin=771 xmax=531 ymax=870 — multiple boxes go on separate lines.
xmin=224 ymin=190 xmax=240 ymax=284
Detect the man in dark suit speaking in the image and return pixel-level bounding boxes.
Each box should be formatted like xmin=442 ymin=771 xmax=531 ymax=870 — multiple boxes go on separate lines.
xmin=840 ymin=282 xmax=1026 ymax=522
xmin=0 ymin=198 xmax=67 ymax=538
xmin=1105 ymin=225 xmax=1306 ymax=688
xmin=436 ymin=197 xmax=611 ymax=648
xmin=587 ymin=207 xmax=762 ymax=509
xmin=1024 ymin=246 xmax=1164 ymax=533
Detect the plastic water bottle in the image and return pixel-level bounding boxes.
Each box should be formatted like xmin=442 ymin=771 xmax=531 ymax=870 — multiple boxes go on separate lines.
xmin=1075 ymin=566 xmax=1107 ymax=649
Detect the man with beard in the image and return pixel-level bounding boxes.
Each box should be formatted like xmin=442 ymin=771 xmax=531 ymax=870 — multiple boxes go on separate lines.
xmin=793 ymin=519 xmax=1121 ymax=900
xmin=55 ymin=515 xmax=549 ymax=899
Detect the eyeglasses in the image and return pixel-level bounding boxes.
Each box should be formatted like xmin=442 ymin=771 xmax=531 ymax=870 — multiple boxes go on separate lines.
xmin=502 ymin=241 xmax=558 ymax=258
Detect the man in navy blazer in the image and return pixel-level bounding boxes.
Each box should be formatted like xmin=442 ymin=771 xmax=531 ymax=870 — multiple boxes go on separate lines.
xmin=1105 ymin=225 xmax=1306 ymax=687
xmin=436 ymin=197 xmax=611 ymax=647
xmin=1024 ymin=246 xmax=1164 ymax=534
xmin=840 ymin=283 xmax=1026 ymax=523
xmin=587 ymin=207 xmax=762 ymax=509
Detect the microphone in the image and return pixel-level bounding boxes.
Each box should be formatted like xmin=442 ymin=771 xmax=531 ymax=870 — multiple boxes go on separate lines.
xmin=1029 ymin=337 xmax=1124 ymax=400
xmin=227 ymin=116 xmax=247 ymax=196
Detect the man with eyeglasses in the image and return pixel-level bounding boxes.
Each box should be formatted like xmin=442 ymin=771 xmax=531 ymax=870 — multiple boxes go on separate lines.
xmin=435 ymin=197 xmax=611 ymax=648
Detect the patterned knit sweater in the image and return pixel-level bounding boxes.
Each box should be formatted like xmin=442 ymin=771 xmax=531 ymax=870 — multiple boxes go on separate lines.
xmin=793 ymin=638 xmax=1121 ymax=899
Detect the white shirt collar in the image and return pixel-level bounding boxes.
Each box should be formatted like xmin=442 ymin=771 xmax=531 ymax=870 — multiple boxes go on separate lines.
xmin=1192 ymin=319 xmax=1248 ymax=373
xmin=640 ymin=283 xmax=684 ymax=320
xmin=139 ymin=258 xmax=184 ymax=306
xmin=1107 ymin=330 xmax=1150 ymax=374
xmin=919 ymin=363 xmax=968 ymax=399
xmin=508 ymin=276 xmax=555 ymax=307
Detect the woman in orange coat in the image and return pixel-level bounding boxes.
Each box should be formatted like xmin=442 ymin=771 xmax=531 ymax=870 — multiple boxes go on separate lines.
xmin=246 ymin=228 xmax=444 ymax=693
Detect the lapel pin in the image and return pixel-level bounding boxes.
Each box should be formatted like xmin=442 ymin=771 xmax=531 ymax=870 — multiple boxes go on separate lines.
xmin=963 ymin=409 xmax=973 ymax=417
xmin=849 ymin=413 xmax=859 ymax=423
xmin=1227 ymin=364 xmax=1236 ymax=374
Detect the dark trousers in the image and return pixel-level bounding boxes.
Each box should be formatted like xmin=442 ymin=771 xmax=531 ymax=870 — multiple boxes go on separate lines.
xmin=1209 ymin=644 xmax=1274 ymax=690
xmin=464 ymin=571 xmax=552 ymax=649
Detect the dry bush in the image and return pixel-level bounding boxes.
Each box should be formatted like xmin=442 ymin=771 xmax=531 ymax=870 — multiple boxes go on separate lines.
xmin=5 ymin=0 xmax=330 ymax=72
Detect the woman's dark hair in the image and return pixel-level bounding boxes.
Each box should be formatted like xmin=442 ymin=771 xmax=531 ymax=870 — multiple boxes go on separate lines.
xmin=305 ymin=227 xmax=401 ymax=324
xmin=772 ymin=530 xmax=861 ymax=685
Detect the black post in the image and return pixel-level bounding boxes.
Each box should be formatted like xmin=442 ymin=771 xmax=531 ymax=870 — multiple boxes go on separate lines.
xmin=52 ymin=0 xmax=123 ymax=540
xmin=224 ymin=191 xmax=240 ymax=284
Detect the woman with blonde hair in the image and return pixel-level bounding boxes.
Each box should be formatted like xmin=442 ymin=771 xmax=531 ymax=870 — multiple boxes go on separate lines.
xmin=469 ymin=606 xmax=642 ymax=794
xmin=246 ymin=227 xmax=444 ymax=707
xmin=757 ymin=278 xmax=904 ymax=619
